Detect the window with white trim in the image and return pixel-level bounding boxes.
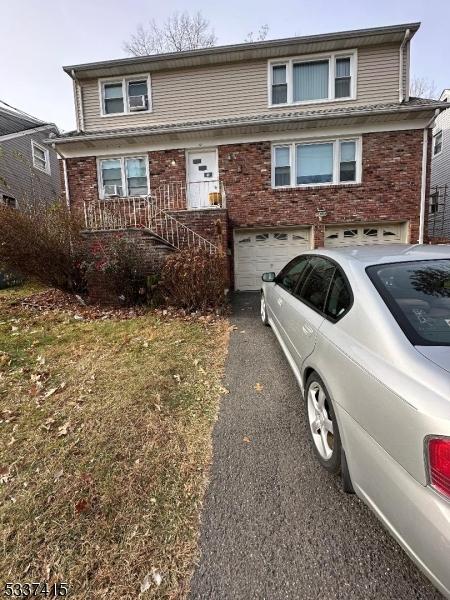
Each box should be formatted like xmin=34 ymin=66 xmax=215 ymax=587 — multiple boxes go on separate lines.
xmin=272 ymin=138 xmax=360 ymax=188
xmin=100 ymin=76 xmax=150 ymax=116
xmin=98 ymin=156 xmax=149 ymax=197
xmin=433 ymin=130 xmax=443 ymax=156
xmin=269 ymin=51 xmax=356 ymax=106
xmin=31 ymin=141 xmax=51 ymax=174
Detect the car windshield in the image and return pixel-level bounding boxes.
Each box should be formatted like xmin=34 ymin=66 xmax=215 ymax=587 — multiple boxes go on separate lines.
xmin=367 ymin=259 xmax=450 ymax=346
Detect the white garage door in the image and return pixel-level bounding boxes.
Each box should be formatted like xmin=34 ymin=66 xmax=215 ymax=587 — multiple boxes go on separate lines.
xmin=234 ymin=228 xmax=311 ymax=291
xmin=324 ymin=222 xmax=406 ymax=248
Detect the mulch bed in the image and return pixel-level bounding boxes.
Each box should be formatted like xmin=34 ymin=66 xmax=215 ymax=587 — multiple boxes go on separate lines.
xmin=3 ymin=288 xmax=228 ymax=323
xmin=4 ymin=289 xmax=147 ymax=321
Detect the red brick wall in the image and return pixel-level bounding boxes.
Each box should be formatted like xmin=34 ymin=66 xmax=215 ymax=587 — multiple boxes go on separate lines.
xmin=219 ymin=129 xmax=428 ymax=246
xmin=66 ymin=156 xmax=98 ymax=217
xmin=149 ymin=149 xmax=186 ymax=210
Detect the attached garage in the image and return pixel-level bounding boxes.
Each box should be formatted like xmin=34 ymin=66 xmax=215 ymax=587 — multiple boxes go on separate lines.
xmin=324 ymin=222 xmax=407 ymax=248
xmin=234 ymin=228 xmax=311 ymax=291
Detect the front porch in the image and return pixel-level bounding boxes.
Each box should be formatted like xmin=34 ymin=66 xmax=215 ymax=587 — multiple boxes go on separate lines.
xmin=82 ymin=181 xmax=228 ymax=255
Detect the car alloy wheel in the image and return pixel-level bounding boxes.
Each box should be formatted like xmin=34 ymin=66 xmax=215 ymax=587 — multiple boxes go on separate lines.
xmin=305 ymin=373 xmax=341 ymax=473
xmin=260 ymin=294 xmax=269 ymax=326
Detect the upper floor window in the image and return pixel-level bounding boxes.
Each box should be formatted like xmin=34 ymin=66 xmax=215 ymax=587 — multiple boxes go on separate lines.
xmin=98 ymin=156 xmax=149 ymax=198
xmin=31 ymin=141 xmax=51 ymax=174
xmin=433 ymin=130 xmax=443 ymax=156
xmin=269 ymin=51 xmax=356 ymax=107
xmin=272 ymin=138 xmax=360 ymax=188
xmin=100 ymin=75 xmax=151 ymax=116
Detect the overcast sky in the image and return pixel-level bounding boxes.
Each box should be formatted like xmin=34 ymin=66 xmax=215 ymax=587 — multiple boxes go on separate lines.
xmin=1 ymin=0 xmax=448 ymax=132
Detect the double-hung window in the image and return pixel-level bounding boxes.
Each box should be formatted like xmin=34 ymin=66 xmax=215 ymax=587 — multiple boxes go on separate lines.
xmin=99 ymin=156 xmax=149 ymax=198
xmin=270 ymin=51 xmax=356 ymax=106
xmin=101 ymin=75 xmax=151 ymax=115
xmin=433 ymin=130 xmax=443 ymax=156
xmin=31 ymin=141 xmax=51 ymax=174
xmin=272 ymin=138 xmax=360 ymax=187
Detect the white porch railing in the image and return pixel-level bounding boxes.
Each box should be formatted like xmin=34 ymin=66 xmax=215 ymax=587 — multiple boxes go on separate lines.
xmin=83 ymin=188 xmax=223 ymax=254
xmin=152 ymin=180 xmax=226 ymax=210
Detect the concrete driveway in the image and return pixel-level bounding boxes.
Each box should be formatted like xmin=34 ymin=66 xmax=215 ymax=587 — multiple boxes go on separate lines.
xmin=189 ymin=293 xmax=442 ymax=600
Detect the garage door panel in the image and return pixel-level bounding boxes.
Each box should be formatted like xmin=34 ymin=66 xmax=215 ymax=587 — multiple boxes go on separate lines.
xmin=325 ymin=223 xmax=406 ymax=248
xmin=234 ymin=228 xmax=311 ymax=291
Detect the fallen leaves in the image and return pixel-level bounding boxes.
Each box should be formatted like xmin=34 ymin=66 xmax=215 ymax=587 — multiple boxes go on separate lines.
xmin=140 ymin=568 xmax=162 ymax=594
xmin=57 ymin=421 xmax=70 ymax=437
xmin=0 ymin=465 xmax=11 ymax=483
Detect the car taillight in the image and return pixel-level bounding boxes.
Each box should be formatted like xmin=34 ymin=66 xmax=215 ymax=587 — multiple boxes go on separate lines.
xmin=427 ymin=437 xmax=450 ymax=499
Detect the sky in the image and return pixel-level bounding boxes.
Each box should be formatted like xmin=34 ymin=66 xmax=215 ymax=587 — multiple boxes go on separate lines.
xmin=0 ymin=0 xmax=448 ymax=132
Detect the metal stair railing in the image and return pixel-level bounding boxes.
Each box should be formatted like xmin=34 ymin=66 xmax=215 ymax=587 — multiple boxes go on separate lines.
xmin=83 ymin=190 xmax=221 ymax=254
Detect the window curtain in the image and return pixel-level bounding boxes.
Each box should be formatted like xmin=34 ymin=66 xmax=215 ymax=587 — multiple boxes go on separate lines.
xmin=104 ymin=83 xmax=124 ymax=114
xmin=101 ymin=159 xmax=123 ymax=194
xmin=296 ymin=143 xmax=333 ymax=184
xmin=126 ymin=158 xmax=148 ymax=195
xmin=274 ymin=146 xmax=291 ymax=186
xmin=293 ymin=61 xmax=329 ymax=102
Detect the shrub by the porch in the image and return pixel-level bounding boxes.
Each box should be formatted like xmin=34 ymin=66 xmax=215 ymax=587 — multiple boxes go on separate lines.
xmin=0 ymin=202 xmax=87 ymax=294
xmin=161 ymin=247 xmax=229 ymax=311
xmin=84 ymin=234 xmax=163 ymax=306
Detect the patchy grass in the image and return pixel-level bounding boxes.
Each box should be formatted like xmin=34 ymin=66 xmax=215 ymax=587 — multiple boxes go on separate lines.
xmin=0 ymin=288 xmax=229 ymax=599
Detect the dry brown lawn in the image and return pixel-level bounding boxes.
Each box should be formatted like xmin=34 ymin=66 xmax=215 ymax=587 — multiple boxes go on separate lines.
xmin=0 ymin=285 xmax=229 ymax=599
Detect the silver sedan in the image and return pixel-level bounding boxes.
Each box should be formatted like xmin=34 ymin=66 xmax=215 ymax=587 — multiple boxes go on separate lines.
xmin=261 ymin=244 xmax=450 ymax=598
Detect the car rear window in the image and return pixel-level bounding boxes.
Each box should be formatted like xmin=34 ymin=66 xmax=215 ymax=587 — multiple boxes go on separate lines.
xmin=367 ymin=259 xmax=450 ymax=346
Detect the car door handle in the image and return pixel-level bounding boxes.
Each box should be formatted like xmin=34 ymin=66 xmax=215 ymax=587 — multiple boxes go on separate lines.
xmin=302 ymin=323 xmax=314 ymax=336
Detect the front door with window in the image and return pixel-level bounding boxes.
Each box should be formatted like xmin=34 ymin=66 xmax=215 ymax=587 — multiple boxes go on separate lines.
xmin=187 ymin=150 xmax=219 ymax=209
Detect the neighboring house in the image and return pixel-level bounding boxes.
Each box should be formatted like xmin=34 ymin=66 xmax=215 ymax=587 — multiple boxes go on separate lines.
xmin=429 ymin=89 xmax=450 ymax=240
xmin=0 ymin=102 xmax=60 ymax=209
xmin=50 ymin=22 xmax=448 ymax=291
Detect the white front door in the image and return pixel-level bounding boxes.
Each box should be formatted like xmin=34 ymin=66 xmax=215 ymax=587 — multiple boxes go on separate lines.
xmin=187 ymin=150 xmax=219 ymax=209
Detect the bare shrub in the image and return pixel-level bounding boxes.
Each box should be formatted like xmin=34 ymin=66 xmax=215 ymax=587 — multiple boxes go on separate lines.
xmin=85 ymin=234 xmax=162 ymax=306
xmin=160 ymin=248 xmax=228 ymax=311
xmin=0 ymin=202 xmax=86 ymax=293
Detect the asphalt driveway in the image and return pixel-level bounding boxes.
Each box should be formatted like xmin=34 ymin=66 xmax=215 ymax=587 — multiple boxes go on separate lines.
xmin=189 ymin=292 xmax=442 ymax=600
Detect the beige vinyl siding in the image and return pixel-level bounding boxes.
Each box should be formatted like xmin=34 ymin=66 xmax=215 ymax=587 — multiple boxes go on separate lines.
xmin=80 ymin=44 xmax=401 ymax=132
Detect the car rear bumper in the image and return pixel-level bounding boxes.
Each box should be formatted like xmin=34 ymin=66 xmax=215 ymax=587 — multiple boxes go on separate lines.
xmin=338 ymin=407 xmax=450 ymax=599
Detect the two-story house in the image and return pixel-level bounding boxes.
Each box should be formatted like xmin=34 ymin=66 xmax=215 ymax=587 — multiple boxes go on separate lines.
xmin=50 ymin=22 xmax=448 ymax=291
xmin=428 ymin=89 xmax=450 ymax=241
xmin=0 ymin=103 xmax=60 ymax=209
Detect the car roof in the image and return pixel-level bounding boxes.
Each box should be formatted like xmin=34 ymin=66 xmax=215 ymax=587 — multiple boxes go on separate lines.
xmin=308 ymin=244 xmax=450 ymax=267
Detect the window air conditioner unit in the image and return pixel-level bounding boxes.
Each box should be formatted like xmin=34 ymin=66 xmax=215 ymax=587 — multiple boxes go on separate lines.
xmin=129 ymin=95 xmax=147 ymax=111
xmin=104 ymin=185 xmax=121 ymax=197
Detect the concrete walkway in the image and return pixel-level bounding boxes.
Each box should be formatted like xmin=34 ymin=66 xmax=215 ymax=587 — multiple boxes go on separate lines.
xmin=189 ymin=293 xmax=441 ymax=600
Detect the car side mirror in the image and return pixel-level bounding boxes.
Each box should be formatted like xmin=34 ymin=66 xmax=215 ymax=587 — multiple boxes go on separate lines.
xmin=262 ymin=272 xmax=276 ymax=282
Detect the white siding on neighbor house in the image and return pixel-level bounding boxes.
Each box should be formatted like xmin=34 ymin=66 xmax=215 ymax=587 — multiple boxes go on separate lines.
xmin=79 ymin=44 xmax=401 ymax=132
xmin=430 ymin=101 xmax=450 ymax=237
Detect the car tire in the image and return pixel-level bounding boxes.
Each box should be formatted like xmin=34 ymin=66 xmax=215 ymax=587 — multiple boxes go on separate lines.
xmin=260 ymin=293 xmax=270 ymax=326
xmin=305 ymin=372 xmax=341 ymax=474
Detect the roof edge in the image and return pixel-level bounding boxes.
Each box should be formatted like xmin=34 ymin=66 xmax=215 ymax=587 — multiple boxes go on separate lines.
xmin=63 ymin=22 xmax=421 ymax=77
xmin=48 ymin=99 xmax=444 ymax=146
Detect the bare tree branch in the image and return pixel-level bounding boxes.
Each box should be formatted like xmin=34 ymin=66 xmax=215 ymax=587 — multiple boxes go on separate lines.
xmin=124 ymin=11 xmax=217 ymax=56
xmin=410 ymin=76 xmax=438 ymax=99
xmin=245 ymin=24 xmax=269 ymax=43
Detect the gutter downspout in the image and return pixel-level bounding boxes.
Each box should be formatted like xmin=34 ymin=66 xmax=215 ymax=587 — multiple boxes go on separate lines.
xmin=399 ymin=28 xmax=411 ymax=103
xmin=52 ymin=144 xmax=70 ymax=209
xmin=419 ymin=109 xmax=440 ymax=244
